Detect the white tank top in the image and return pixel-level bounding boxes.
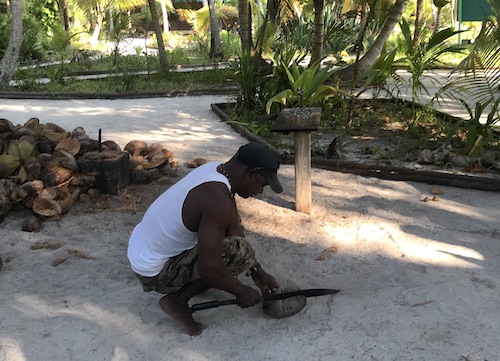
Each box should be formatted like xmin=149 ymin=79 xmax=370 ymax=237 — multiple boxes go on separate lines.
xmin=127 ymin=161 xmax=230 ymax=276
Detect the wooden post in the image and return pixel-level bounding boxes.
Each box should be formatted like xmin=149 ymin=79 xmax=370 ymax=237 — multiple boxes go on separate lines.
xmin=294 ymin=131 xmax=312 ymax=213
xmin=271 ymin=107 xmax=321 ymax=214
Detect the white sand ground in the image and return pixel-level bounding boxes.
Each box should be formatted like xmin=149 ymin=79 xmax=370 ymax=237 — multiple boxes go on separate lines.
xmin=0 ymin=95 xmax=499 ymax=361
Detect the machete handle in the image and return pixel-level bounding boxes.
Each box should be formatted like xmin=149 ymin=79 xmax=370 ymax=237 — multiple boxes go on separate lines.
xmin=190 ymin=299 xmax=238 ymax=313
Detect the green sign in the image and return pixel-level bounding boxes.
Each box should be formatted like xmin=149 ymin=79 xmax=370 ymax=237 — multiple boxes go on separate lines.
xmin=459 ymin=0 xmax=494 ymax=21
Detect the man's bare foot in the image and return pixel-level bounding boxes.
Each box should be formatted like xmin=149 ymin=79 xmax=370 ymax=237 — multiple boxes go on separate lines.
xmin=159 ymin=294 xmax=204 ymax=336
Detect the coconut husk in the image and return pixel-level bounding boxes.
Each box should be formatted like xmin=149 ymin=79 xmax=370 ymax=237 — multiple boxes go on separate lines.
xmin=12 ymin=126 xmax=38 ymax=140
xmin=24 ymin=157 xmax=42 ymax=180
xmin=24 ymin=117 xmax=40 ymax=130
xmin=69 ymin=173 xmax=96 ymax=191
xmin=38 ymin=186 xmax=60 ymax=200
xmin=55 ymin=134 xmax=81 ymax=156
xmin=141 ymin=151 xmax=169 ymax=170
xmin=124 ymin=140 xmax=148 ymax=154
xmin=31 ymin=239 xmax=63 ymax=250
xmin=22 ymin=215 xmax=44 ymax=232
xmin=56 ymin=186 xmax=78 ymax=215
xmin=32 ymin=197 xmax=63 ymax=220
xmin=0 ymin=118 xmax=14 ymax=134
xmin=78 ymin=138 xmax=100 ymax=154
xmin=102 ymin=140 xmax=121 ymax=151
xmin=0 ymin=179 xmax=15 ymax=223
xmin=16 ymin=180 xmax=44 ymax=200
xmin=40 ymin=165 xmax=73 ymax=187
xmin=51 ymin=149 xmax=78 ymax=171
xmin=187 ymin=157 xmax=207 ymax=168
xmin=19 ymin=135 xmax=37 ymax=145
xmin=83 ymin=149 xmax=122 ymax=160
xmin=37 ymin=139 xmax=55 ymax=154
xmin=162 ymin=148 xmax=175 ymax=163
xmin=12 ymin=166 xmax=27 ymax=184
xmin=42 ymin=123 xmax=67 ymax=144
xmin=71 ymin=126 xmax=88 ymax=140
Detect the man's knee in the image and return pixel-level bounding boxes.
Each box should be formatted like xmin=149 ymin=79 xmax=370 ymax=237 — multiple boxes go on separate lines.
xmin=222 ymin=236 xmax=257 ymax=275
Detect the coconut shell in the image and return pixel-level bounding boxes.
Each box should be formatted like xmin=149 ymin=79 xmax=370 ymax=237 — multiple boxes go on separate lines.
xmin=12 ymin=126 xmax=38 ymax=140
xmin=17 ymin=180 xmax=44 ymax=199
xmin=0 ymin=118 xmax=14 ymax=134
xmin=162 ymin=149 xmax=175 ymax=163
xmin=125 ymin=140 xmax=148 ymax=154
xmin=21 ymin=215 xmax=44 ymax=232
xmin=187 ymin=157 xmax=207 ymax=168
xmin=42 ymin=123 xmax=67 ymax=144
xmin=37 ymin=140 xmax=55 ymax=154
xmin=102 ymin=140 xmax=121 ymax=151
xmin=71 ymin=126 xmax=88 ymax=140
xmin=51 ymin=149 xmax=78 ymax=171
xmin=55 ymin=134 xmax=81 ymax=156
xmin=262 ymin=286 xmax=307 ymax=319
xmin=39 ymin=186 xmax=60 ymax=200
xmin=40 ymin=165 xmax=73 ymax=187
xmin=78 ymin=138 xmax=100 ymax=154
xmin=32 ymin=197 xmax=62 ymax=219
xmin=24 ymin=117 xmax=40 ymax=130
xmin=24 ymin=157 xmax=42 ymax=180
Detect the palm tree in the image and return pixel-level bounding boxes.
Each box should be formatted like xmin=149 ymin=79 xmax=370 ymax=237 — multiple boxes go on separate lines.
xmin=341 ymin=0 xmax=409 ymax=79
xmin=0 ymin=0 xmax=23 ymax=90
xmin=208 ymin=0 xmax=222 ymax=58
xmin=147 ymin=0 xmax=169 ymax=75
xmin=413 ymin=0 xmax=424 ymax=46
xmin=310 ymin=0 xmax=325 ymax=64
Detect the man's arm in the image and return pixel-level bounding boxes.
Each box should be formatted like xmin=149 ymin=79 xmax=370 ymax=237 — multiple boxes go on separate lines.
xmin=195 ymin=183 xmax=262 ymax=307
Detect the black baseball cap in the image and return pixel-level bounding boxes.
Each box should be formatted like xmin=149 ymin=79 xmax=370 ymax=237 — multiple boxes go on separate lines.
xmin=237 ymin=142 xmax=283 ymax=193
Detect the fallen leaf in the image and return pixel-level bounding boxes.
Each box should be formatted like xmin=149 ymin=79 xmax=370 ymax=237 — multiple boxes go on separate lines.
xmin=51 ymin=255 xmax=67 ymax=266
xmin=430 ymin=186 xmax=443 ymax=195
xmin=31 ymin=240 xmax=63 ymax=250
xmin=316 ymin=246 xmax=338 ymax=261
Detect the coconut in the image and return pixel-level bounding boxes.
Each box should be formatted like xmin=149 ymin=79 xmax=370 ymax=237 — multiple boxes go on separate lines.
xmin=102 ymin=140 xmax=121 ymax=151
xmin=32 ymin=197 xmax=63 ymax=220
xmin=0 ymin=179 xmax=15 ymax=223
xmin=0 ymin=118 xmax=14 ymax=134
xmin=24 ymin=157 xmax=42 ymax=180
xmin=17 ymin=180 xmax=45 ymax=200
xmin=55 ymin=133 xmax=81 ymax=156
xmin=24 ymin=117 xmax=40 ymax=130
xmin=51 ymin=149 xmax=78 ymax=171
xmin=125 ymin=140 xmax=148 ymax=154
xmin=21 ymin=215 xmax=44 ymax=232
xmin=187 ymin=157 xmax=207 ymax=168
xmin=40 ymin=165 xmax=73 ymax=187
xmin=71 ymin=126 xmax=88 ymax=140
xmin=42 ymin=123 xmax=67 ymax=144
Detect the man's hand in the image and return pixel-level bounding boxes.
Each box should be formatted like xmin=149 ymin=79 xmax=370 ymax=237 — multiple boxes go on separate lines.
xmin=252 ymin=269 xmax=279 ymax=295
xmin=235 ymin=285 xmax=262 ymax=308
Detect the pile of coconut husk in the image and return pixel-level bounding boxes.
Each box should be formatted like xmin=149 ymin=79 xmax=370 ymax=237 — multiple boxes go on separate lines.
xmin=0 ymin=118 xmax=177 ymax=229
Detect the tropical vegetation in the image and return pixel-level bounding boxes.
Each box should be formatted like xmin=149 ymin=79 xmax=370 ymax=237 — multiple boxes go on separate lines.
xmin=0 ymin=0 xmax=499 ymax=163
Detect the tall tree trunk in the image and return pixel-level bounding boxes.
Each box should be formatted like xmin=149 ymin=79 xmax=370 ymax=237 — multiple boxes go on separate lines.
xmin=341 ymin=0 xmax=408 ymax=80
xmin=238 ymin=0 xmax=251 ymax=52
xmin=413 ymin=0 xmax=424 ymax=46
xmin=58 ymin=0 xmax=70 ymax=31
xmin=310 ymin=0 xmax=325 ymax=65
xmin=160 ymin=0 xmax=169 ymax=33
xmin=148 ymin=0 xmax=169 ymax=76
xmin=0 ymin=0 xmax=22 ymax=90
xmin=353 ymin=0 xmax=379 ymax=80
xmin=434 ymin=5 xmax=442 ymax=34
xmin=208 ymin=0 xmax=222 ymax=59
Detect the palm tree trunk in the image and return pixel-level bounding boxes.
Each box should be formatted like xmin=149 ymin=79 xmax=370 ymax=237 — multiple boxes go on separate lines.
xmin=0 ymin=0 xmax=22 ymax=90
xmin=58 ymin=0 xmax=70 ymax=31
xmin=434 ymin=6 xmax=442 ymax=34
xmin=148 ymin=0 xmax=169 ymax=76
xmin=310 ymin=0 xmax=325 ymax=65
xmin=413 ymin=0 xmax=424 ymax=46
xmin=341 ymin=0 xmax=408 ymax=80
xmin=208 ymin=0 xmax=222 ymax=58
xmin=238 ymin=0 xmax=251 ymax=52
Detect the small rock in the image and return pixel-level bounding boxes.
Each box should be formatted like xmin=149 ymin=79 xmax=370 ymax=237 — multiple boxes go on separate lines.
xmin=417 ymin=149 xmax=434 ymax=164
xmin=480 ymin=152 xmax=497 ymax=168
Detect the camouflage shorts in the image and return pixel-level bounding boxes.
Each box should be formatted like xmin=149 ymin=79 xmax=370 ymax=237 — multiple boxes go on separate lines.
xmin=135 ymin=236 xmax=257 ymax=294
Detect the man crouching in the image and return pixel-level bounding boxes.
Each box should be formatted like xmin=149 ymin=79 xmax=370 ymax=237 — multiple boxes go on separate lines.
xmin=127 ymin=142 xmax=282 ymax=336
